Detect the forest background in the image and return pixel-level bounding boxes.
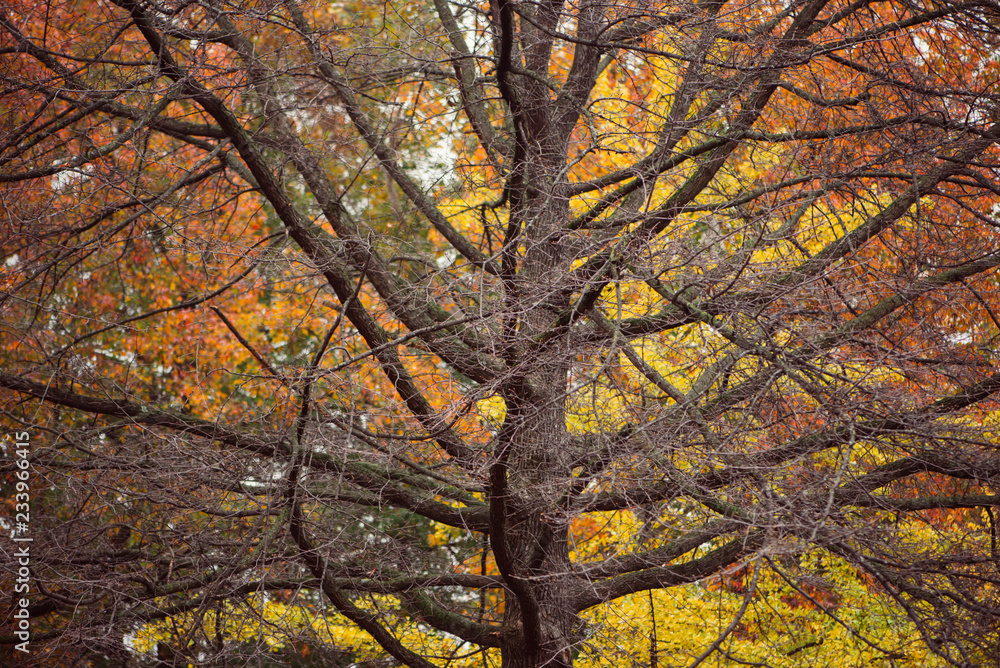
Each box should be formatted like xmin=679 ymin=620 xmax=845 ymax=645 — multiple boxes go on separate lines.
xmin=3 ymin=0 xmax=1000 ymax=665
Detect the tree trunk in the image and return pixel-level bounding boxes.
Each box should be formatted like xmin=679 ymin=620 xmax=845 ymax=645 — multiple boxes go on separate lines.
xmin=492 ymin=140 xmax=582 ymax=665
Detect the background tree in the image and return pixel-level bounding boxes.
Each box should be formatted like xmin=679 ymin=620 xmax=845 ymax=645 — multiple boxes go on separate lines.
xmin=2 ymin=0 xmax=1000 ymax=666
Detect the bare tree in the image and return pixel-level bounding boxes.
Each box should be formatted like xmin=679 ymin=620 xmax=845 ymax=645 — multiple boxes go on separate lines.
xmin=2 ymin=0 xmax=1000 ymax=665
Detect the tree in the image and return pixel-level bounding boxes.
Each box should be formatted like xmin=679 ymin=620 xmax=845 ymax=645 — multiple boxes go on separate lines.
xmin=2 ymin=0 xmax=1000 ymax=665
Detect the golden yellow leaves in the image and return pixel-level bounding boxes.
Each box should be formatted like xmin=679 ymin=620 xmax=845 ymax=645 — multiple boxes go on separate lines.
xmin=578 ymin=552 xmax=946 ymax=668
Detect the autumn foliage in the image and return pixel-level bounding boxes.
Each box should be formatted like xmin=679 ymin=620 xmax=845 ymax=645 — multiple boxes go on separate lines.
xmin=2 ymin=0 xmax=1000 ymax=665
